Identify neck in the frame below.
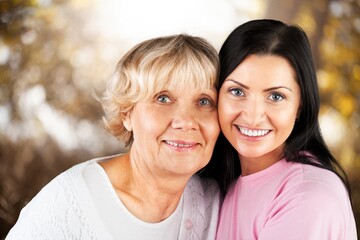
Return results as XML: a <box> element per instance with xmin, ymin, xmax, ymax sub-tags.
<box><xmin>100</xmin><ymin>152</ymin><xmax>188</xmax><ymax>223</ymax></box>
<box><xmin>240</xmin><ymin>147</ymin><xmax>284</xmax><ymax>176</ymax></box>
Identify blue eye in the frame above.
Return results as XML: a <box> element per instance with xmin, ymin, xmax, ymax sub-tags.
<box><xmin>269</xmin><ymin>93</ymin><xmax>284</xmax><ymax>101</ymax></box>
<box><xmin>157</xmin><ymin>95</ymin><xmax>171</xmax><ymax>103</ymax></box>
<box><xmin>199</xmin><ymin>98</ymin><xmax>212</xmax><ymax>106</ymax></box>
<box><xmin>230</xmin><ymin>88</ymin><xmax>244</xmax><ymax>96</ymax></box>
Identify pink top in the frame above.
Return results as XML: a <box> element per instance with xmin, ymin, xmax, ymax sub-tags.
<box><xmin>216</xmin><ymin>159</ymin><xmax>357</xmax><ymax>240</ymax></box>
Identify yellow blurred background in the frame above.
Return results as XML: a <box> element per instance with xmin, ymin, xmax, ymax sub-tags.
<box><xmin>0</xmin><ymin>0</ymin><xmax>359</xmax><ymax>237</ymax></box>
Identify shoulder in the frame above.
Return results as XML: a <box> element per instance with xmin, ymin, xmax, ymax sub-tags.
<box><xmin>284</xmin><ymin>163</ymin><xmax>349</xmax><ymax>201</ymax></box>
<box><xmin>275</xmin><ymin>162</ymin><xmax>354</xmax><ymax>222</ymax></box>
<box><xmin>30</xmin><ymin>157</ymin><xmax>107</xmax><ymax>207</ymax></box>
<box><xmin>24</xmin><ymin>161</ymin><xmax>87</xmax><ymax>207</ymax></box>
<box><xmin>6</xmin><ymin>159</ymin><xmax>99</xmax><ymax>240</ymax></box>
<box><xmin>261</xmin><ymin>163</ymin><xmax>357</xmax><ymax>239</ymax></box>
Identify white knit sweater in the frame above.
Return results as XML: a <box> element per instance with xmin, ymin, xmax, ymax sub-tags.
<box><xmin>6</xmin><ymin>156</ymin><xmax>220</xmax><ymax>240</ymax></box>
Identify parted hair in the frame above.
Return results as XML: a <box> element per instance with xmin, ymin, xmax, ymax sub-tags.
<box><xmin>100</xmin><ymin>34</ymin><xmax>219</xmax><ymax>146</ymax></box>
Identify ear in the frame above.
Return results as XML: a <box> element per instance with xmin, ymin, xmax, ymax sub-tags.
<box><xmin>122</xmin><ymin>111</ymin><xmax>132</xmax><ymax>132</ymax></box>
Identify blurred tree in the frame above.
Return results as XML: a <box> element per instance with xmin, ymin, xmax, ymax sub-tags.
<box><xmin>0</xmin><ymin>0</ymin><xmax>123</xmax><ymax>236</ymax></box>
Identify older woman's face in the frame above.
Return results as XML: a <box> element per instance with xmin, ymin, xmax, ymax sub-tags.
<box><xmin>124</xmin><ymin>84</ymin><xmax>220</xmax><ymax>177</ymax></box>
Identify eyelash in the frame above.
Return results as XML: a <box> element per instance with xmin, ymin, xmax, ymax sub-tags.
<box><xmin>156</xmin><ymin>94</ymin><xmax>215</xmax><ymax>107</ymax></box>
<box><xmin>268</xmin><ymin>92</ymin><xmax>285</xmax><ymax>101</ymax></box>
<box><xmin>156</xmin><ymin>94</ymin><xmax>171</xmax><ymax>103</ymax></box>
<box><xmin>198</xmin><ymin>98</ymin><xmax>214</xmax><ymax>107</ymax></box>
<box><xmin>229</xmin><ymin>88</ymin><xmax>244</xmax><ymax>96</ymax></box>
<box><xmin>228</xmin><ymin>88</ymin><xmax>286</xmax><ymax>102</ymax></box>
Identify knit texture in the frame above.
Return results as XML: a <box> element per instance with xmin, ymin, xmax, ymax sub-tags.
<box><xmin>6</xmin><ymin>158</ymin><xmax>220</xmax><ymax>240</ymax></box>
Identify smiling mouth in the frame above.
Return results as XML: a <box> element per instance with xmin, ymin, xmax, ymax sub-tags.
<box><xmin>164</xmin><ymin>140</ymin><xmax>197</xmax><ymax>148</ymax></box>
<box><xmin>237</xmin><ymin>126</ymin><xmax>270</xmax><ymax>137</ymax></box>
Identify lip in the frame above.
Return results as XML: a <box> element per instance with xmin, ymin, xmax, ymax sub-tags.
<box><xmin>163</xmin><ymin>140</ymin><xmax>199</xmax><ymax>152</ymax></box>
<box><xmin>235</xmin><ymin>125</ymin><xmax>271</xmax><ymax>141</ymax></box>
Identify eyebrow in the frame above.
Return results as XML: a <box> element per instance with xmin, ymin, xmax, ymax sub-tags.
<box><xmin>224</xmin><ymin>79</ymin><xmax>293</xmax><ymax>92</ymax></box>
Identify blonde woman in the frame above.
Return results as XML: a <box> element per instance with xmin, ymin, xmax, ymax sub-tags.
<box><xmin>7</xmin><ymin>34</ymin><xmax>221</xmax><ymax>240</ymax></box>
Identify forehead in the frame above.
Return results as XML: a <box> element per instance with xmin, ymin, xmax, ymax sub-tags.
<box><xmin>228</xmin><ymin>54</ymin><xmax>297</xmax><ymax>87</ymax></box>
<box><xmin>156</xmin><ymin>79</ymin><xmax>217</xmax><ymax>98</ymax></box>
<box><xmin>149</xmin><ymin>70</ymin><xmax>215</xmax><ymax>94</ymax></box>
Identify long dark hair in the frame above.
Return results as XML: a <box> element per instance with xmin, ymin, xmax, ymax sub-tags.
<box><xmin>199</xmin><ymin>19</ymin><xmax>351</xmax><ymax>199</ymax></box>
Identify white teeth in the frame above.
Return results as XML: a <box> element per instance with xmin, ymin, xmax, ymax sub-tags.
<box><xmin>165</xmin><ymin>141</ymin><xmax>193</xmax><ymax>147</ymax></box>
<box><xmin>238</xmin><ymin>127</ymin><xmax>269</xmax><ymax>137</ymax></box>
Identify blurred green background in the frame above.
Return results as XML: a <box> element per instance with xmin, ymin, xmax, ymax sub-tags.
<box><xmin>0</xmin><ymin>0</ymin><xmax>359</xmax><ymax>238</ymax></box>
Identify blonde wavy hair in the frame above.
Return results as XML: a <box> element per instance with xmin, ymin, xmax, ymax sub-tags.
<box><xmin>100</xmin><ymin>34</ymin><xmax>219</xmax><ymax>146</ymax></box>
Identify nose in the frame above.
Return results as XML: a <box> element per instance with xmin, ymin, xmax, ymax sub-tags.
<box><xmin>241</xmin><ymin>98</ymin><xmax>266</xmax><ymax>126</ymax></box>
<box><xmin>171</xmin><ymin>108</ymin><xmax>199</xmax><ymax>131</ymax></box>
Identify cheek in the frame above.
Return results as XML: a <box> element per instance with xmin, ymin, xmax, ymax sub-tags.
<box><xmin>272</xmin><ymin>110</ymin><xmax>298</xmax><ymax>134</ymax></box>
<box><xmin>218</xmin><ymin>98</ymin><xmax>238</xmax><ymax>128</ymax></box>
<box><xmin>202</xmin><ymin>112</ymin><xmax>220</xmax><ymax>142</ymax></box>
<box><xmin>132</xmin><ymin>111</ymin><xmax>162</xmax><ymax>139</ymax></box>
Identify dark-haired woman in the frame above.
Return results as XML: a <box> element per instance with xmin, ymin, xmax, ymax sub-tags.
<box><xmin>211</xmin><ymin>19</ymin><xmax>357</xmax><ymax>239</ymax></box>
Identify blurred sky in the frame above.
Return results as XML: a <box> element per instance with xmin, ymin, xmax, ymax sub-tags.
<box><xmin>88</xmin><ymin>0</ymin><xmax>264</xmax><ymax>50</ymax></box>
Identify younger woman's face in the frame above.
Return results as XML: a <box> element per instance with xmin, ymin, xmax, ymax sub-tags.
<box><xmin>218</xmin><ymin>54</ymin><xmax>301</xmax><ymax>175</ymax></box>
